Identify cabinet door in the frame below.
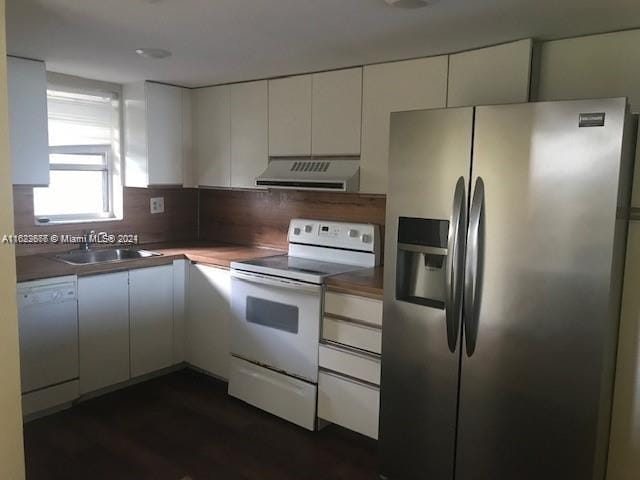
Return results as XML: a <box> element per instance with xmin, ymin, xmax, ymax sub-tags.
<box><xmin>268</xmin><ymin>75</ymin><xmax>312</xmax><ymax>156</ymax></box>
<box><xmin>147</xmin><ymin>82</ymin><xmax>183</xmax><ymax>185</ymax></box>
<box><xmin>129</xmin><ymin>265</ymin><xmax>174</xmax><ymax>377</ymax></box>
<box><xmin>361</xmin><ymin>57</ymin><xmax>448</xmax><ymax>193</ymax></box>
<box><xmin>186</xmin><ymin>264</ymin><xmax>231</xmax><ymax>379</ymax></box>
<box><xmin>193</xmin><ymin>85</ymin><xmax>231</xmax><ymax>187</ymax></box>
<box><xmin>182</xmin><ymin>88</ymin><xmax>196</xmax><ymax>188</ymax></box>
<box><xmin>78</xmin><ymin>272</ymin><xmax>130</xmax><ymax>394</ymax></box>
<box><xmin>230</xmin><ymin>80</ymin><xmax>268</xmax><ymax>188</ymax></box>
<box><xmin>312</xmin><ymin>68</ymin><xmax>362</xmax><ymax>155</ymax></box>
<box><xmin>447</xmin><ymin>39</ymin><xmax>532</xmax><ymax>108</ymax></box>
<box><xmin>172</xmin><ymin>259</ymin><xmax>188</xmax><ymax>364</ymax></box>
<box><xmin>7</xmin><ymin>57</ymin><xmax>49</xmax><ymax>186</ymax></box>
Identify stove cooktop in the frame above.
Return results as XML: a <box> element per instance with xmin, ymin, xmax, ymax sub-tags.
<box><xmin>230</xmin><ymin>255</ymin><xmax>364</xmax><ymax>284</ymax></box>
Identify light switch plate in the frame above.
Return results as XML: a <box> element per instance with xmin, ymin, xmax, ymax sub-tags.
<box><xmin>150</xmin><ymin>197</ymin><xmax>165</xmax><ymax>214</ymax></box>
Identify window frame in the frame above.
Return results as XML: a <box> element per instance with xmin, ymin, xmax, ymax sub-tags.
<box><xmin>35</xmin><ymin>144</ymin><xmax>114</xmax><ymax>223</ymax></box>
<box><xmin>33</xmin><ymin>74</ymin><xmax>124</xmax><ymax>225</ymax></box>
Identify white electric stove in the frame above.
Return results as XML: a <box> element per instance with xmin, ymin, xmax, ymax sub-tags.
<box><xmin>228</xmin><ymin>219</ymin><xmax>380</xmax><ymax>430</ymax></box>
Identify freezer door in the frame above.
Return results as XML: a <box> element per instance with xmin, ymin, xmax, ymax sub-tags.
<box><xmin>380</xmin><ymin>107</ymin><xmax>473</xmax><ymax>480</ymax></box>
<box><xmin>457</xmin><ymin>99</ymin><xmax>633</xmax><ymax>480</ymax></box>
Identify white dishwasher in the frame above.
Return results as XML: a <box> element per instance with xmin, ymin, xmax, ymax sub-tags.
<box><xmin>18</xmin><ymin>276</ymin><xmax>79</xmax><ymax>394</ymax></box>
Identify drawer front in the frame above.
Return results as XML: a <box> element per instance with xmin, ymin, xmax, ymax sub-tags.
<box><xmin>319</xmin><ymin>344</ymin><xmax>381</xmax><ymax>385</ymax></box>
<box><xmin>323</xmin><ymin>316</ymin><xmax>382</xmax><ymax>354</ymax></box>
<box><xmin>325</xmin><ymin>291</ymin><xmax>383</xmax><ymax>327</ymax></box>
<box><xmin>318</xmin><ymin>371</ymin><xmax>379</xmax><ymax>439</ymax></box>
<box><xmin>228</xmin><ymin>356</ymin><xmax>317</xmax><ymax>431</ymax></box>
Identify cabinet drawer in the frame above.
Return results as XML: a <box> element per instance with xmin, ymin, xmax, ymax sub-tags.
<box><xmin>325</xmin><ymin>291</ymin><xmax>382</xmax><ymax>327</ymax></box>
<box><xmin>318</xmin><ymin>371</ymin><xmax>379</xmax><ymax>439</ymax></box>
<box><xmin>228</xmin><ymin>356</ymin><xmax>317</xmax><ymax>431</ymax></box>
<box><xmin>319</xmin><ymin>344</ymin><xmax>380</xmax><ymax>385</ymax></box>
<box><xmin>323</xmin><ymin>316</ymin><xmax>382</xmax><ymax>354</ymax></box>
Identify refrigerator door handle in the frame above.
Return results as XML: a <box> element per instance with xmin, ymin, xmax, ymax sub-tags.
<box><xmin>445</xmin><ymin>176</ymin><xmax>467</xmax><ymax>353</ymax></box>
<box><xmin>464</xmin><ymin>177</ymin><xmax>485</xmax><ymax>356</ymax></box>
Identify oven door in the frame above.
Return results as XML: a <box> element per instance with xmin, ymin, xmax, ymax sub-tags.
<box><xmin>230</xmin><ymin>270</ymin><xmax>322</xmax><ymax>382</ymax></box>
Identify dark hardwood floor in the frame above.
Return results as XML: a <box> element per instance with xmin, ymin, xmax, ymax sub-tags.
<box><xmin>23</xmin><ymin>369</ymin><xmax>379</xmax><ymax>480</ymax></box>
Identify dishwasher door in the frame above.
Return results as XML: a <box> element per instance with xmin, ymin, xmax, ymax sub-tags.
<box><xmin>18</xmin><ymin>277</ymin><xmax>79</xmax><ymax>394</ymax></box>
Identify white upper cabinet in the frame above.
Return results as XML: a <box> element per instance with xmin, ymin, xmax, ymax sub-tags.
<box><xmin>268</xmin><ymin>75</ymin><xmax>312</xmax><ymax>156</ymax></box>
<box><xmin>447</xmin><ymin>39</ymin><xmax>533</xmax><ymax>108</ymax></box>
<box><xmin>312</xmin><ymin>67</ymin><xmax>363</xmax><ymax>156</ymax></box>
<box><xmin>230</xmin><ymin>80</ymin><xmax>268</xmax><ymax>188</ymax></box>
<box><xmin>361</xmin><ymin>57</ymin><xmax>449</xmax><ymax>194</ymax></box>
<box><xmin>193</xmin><ymin>85</ymin><xmax>231</xmax><ymax>188</ymax></box>
<box><xmin>181</xmin><ymin>88</ymin><xmax>196</xmax><ymax>188</ymax></box>
<box><xmin>7</xmin><ymin>57</ymin><xmax>50</xmax><ymax>186</ymax></box>
<box><xmin>147</xmin><ymin>82</ymin><xmax>183</xmax><ymax>185</ymax></box>
<box><xmin>124</xmin><ymin>81</ymin><xmax>192</xmax><ymax>187</ymax></box>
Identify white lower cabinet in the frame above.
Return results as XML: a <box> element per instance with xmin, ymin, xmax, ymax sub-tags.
<box><xmin>186</xmin><ymin>263</ymin><xmax>231</xmax><ymax>379</ymax></box>
<box><xmin>172</xmin><ymin>259</ymin><xmax>189</xmax><ymax>364</ymax></box>
<box><xmin>319</xmin><ymin>290</ymin><xmax>383</xmax><ymax>439</ymax></box>
<box><xmin>318</xmin><ymin>371</ymin><xmax>380</xmax><ymax>439</ymax></box>
<box><xmin>129</xmin><ymin>265</ymin><xmax>174</xmax><ymax>377</ymax></box>
<box><xmin>78</xmin><ymin>272</ymin><xmax>131</xmax><ymax>395</ymax></box>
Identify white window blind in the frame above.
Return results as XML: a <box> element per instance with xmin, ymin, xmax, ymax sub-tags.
<box><xmin>46</xmin><ymin>89</ymin><xmax>117</xmax><ymax>146</ymax></box>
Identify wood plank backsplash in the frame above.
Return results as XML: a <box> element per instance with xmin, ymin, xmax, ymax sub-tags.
<box><xmin>199</xmin><ymin>188</ymin><xmax>387</xmax><ymax>251</ymax></box>
<box><xmin>12</xmin><ymin>186</ymin><xmax>198</xmax><ymax>256</ymax></box>
<box><xmin>12</xmin><ymin>186</ymin><xmax>386</xmax><ymax>257</ymax></box>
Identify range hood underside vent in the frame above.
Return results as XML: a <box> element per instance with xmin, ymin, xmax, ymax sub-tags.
<box><xmin>257</xmin><ymin>158</ymin><xmax>360</xmax><ymax>192</ymax></box>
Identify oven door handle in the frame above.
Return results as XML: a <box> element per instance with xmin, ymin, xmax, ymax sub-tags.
<box><xmin>231</xmin><ymin>270</ymin><xmax>322</xmax><ymax>295</ymax></box>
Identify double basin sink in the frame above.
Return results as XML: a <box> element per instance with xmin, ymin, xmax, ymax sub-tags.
<box><xmin>54</xmin><ymin>248</ymin><xmax>162</xmax><ymax>266</ymax></box>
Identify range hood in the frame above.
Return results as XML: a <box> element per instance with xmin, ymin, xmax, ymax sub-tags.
<box><xmin>256</xmin><ymin>158</ymin><xmax>360</xmax><ymax>192</ymax></box>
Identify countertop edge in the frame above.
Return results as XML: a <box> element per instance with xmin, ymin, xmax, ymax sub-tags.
<box><xmin>15</xmin><ymin>243</ymin><xmax>285</xmax><ymax>283</ymax></box>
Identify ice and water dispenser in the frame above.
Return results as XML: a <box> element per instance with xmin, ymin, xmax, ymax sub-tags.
<box><xmin>395</xmin><ymin>217</ymin><xmax>449</xmax><ymax>309</ymax></box>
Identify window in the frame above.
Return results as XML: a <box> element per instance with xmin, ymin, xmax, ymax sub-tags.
<box><xmin>34</xmin><ymin>83</ymin><xmax>122</xmax><ymax>223</ymax></box>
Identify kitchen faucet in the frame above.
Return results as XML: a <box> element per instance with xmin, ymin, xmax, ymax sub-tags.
<box><xmin>78</xmin><ymin>230</ymin><xmax>94</xmax><ymax>251</ymax></box>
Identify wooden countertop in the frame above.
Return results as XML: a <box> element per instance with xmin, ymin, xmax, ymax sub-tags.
<box><xmin>325</xmin><ymin>266</ymin><xmax>384</xmax><ymax>300</ymax></box>
<box><xmin>15</xmin><ymin>242</ymin><xmax>285</xmax><ymax>283</ymax></box>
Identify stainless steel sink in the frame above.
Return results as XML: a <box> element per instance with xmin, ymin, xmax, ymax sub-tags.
<box><xmin>54</xmin><ymin>248</ymin><xmax>162</xmax><ymax>265</ymax></box>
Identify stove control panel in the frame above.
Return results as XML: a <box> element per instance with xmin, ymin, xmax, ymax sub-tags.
<box><xmin>288</xmin><ymin>219</ymin><xmax>379</xmax><ymax>253</ymax></box>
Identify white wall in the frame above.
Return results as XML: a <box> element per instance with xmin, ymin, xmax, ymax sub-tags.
<box><xmin>535</xmin><ymin>28</ymin><xmax>640</xmax><ymax>480</ymax></box>
<box><xmin>0</xmin><ymin>0</ymin><xmax>27</xmax><ymax>478</ymax></box>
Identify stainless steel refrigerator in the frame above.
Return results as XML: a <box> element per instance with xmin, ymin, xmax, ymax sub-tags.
<box><xmin>379</xmin><ymin>98</ymin><xmax>637</xmax><ymax>480</ymax></box>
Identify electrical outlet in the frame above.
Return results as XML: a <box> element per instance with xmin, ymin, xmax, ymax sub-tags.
<box><xmin>150</xmin><ymin>197</ymin><xmax>165</xmax><ymax>214</ymax></box>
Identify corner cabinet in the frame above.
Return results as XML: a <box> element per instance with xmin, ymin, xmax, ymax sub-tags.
<box><xmin>129</xmin><ymin>265</ymin><xmax>174</xmax><ymax>377</ymax></box>
<box><xmin>124</xmin><ymin>81</ymin><xmax>193</xmax><ymax>187</ymax></box>
<box><xmin>78</xmin><ymin>271</ymin><xmax>131</xmax><ymax>395</ymax></box>
<box><xmin>230</xmin><ymin>80</ymin><xmax>269</xmax><ymax>188</ymax></box>
<box><xmin>193</xmin><ymin>85</ymin><xmax>231</xmax><ymax>188</ymax></box>
<box><xmin>7</xmin><ymin>56</ymin><xmax>50</xmax><ymax>186</ymax></box>
<box><xmin>186</xmin><ymin>263</ymin><xmax>231</xmax><ymax>379</ymax></box>
<box><xmin>447</xmin><ymin>39</ymin><xmax>533</xmax><ymax>108</ymax></box>
<box><xmin>311</xmin><ymin>67</ymin><xmax>363</xmax><ymax>156</ymax></box>
<box><xmin>360</xmin><ymin>56</ymin><xmax>449</xmax><ymax>194</ymax></box>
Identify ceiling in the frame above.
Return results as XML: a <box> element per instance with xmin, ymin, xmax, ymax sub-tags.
<box><xmin>7</xmin><ymin>0</ymin><xmax>640</xmax><ymax>88</ymax></box>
